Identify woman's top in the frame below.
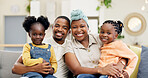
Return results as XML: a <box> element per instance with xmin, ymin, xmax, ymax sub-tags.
<box><xmin>65</xmin><ymin>34</ymin><xmax>102</xmax><ymax>68</ymax></box>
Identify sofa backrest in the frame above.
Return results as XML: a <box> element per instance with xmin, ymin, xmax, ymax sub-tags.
<box><xmin>0</xmin><ymin>50</ymin><xmax>22</xmax><ymax>78</ymax></box>
<box><xmin>129</xmin><ymin>46</ymin><xmax>142</xmax><ymax>78</ymax></box>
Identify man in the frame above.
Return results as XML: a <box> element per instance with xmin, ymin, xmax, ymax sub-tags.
<box><xmin>12</xmin><ymin>16</ymin><xmax>71</xmax><ymax>78</ymax></box>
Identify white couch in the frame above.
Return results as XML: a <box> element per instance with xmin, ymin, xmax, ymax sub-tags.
<box><xmin>0</xmin><ymin>50</ymin><xmax>21</xmax><ymax>78</ymax></box>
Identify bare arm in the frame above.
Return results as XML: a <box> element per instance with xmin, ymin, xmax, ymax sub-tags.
<box><xmin>65</xmin><ymin>52</ymin><xmax>121</xmax><ymax>76</ymax></box>
<box><xmin>12</xmin><ymin>55</ymin><xmax>51</xmax><ymax>75</ymax></box>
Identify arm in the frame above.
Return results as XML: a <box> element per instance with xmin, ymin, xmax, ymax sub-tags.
<box><xmin>65</xmin><ymin>52</ymin><xmax>121</xmax><ymax>76</ymax></box>
<box><xmin>49</xmin><ymin>46</ymin><xmax>57</xmax><ymax>74</ymax></box>
<box><xmin>23</xmin><ymin>44</ymin><xmax>43</xmax><ymax>66</ymax></box>
<box><xmin>12</xmin><ymin>55</ymin><xmax>51</xmax><ymax>75</ymax></box>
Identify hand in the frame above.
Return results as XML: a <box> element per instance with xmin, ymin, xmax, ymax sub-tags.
<box><xmin>43</xmin><ymin>59</ymin><xmax>47</xmax><ymax>63</ymax></box>
<box><xmin>116</xmin><ymin>59</ymin><xmax>126</xmax><ymax>73</ymax></box>
<box><xmin>122</xmin><ymin>71</ymin><xmax>129</xmax><ymax>78</ymax></box>
<box><xmin>33</xmin><ymin>62</ymin><xmax>51</xmax><ymax>74</ymax></box>
<box><xmin>99</xmin><ymin>63</ymin><xmax>121</xmax><ymax>78</ymax></box>
<box><xmin>115</xmin><ymin>60</ymin><xmax>125</xmax><ymax>74</ymax></box>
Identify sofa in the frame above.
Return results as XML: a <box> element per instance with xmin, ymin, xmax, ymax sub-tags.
<box><xmin>0</xmin><ymin>46</ymin><xmax>143</xmax><ymax>78</ymax></box>
<box><xmin>0</xmin><ymin>50</ymin><xmax>21</xmax><ymax>78</ymax></box>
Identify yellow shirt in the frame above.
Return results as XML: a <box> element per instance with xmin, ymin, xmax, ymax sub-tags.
<box><xmin>22</xmin><ymin>43</ymin><xmax>57</xmax><ymax>73</ymax></box>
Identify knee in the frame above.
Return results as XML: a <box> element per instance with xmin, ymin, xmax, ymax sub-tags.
<box><xmin>23</xmin><ymin>72</ymin><xmax>43</xmax><ymax>78</ymax></box>
<box><xmin>77</xmin><ymin>74</ymin><xmax>95</xmax><ymax>78</ymax></box>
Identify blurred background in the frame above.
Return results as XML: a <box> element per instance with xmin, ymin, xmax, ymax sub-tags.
<box><xmin>0</xmin><ymin>0</ymin><xmax>148</xmax><ymax>51</ymax></box>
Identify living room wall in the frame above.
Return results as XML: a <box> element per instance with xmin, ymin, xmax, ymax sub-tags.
<box><xmin>103</xmin><ymin>0</ymin><xmax>148</xmax><ymax>46</ymax></box>
<box><xmin>0</xmin><ymin>0</ymin><xmax>148</xmax><ymax>47</ymax></box>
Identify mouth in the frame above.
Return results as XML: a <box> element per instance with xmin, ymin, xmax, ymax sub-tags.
<box><xmin>76</xmin><ymin>34</ymin><xmax>83</xmax><ymax>37</ymax></box>
<box><xmin>101</xmin><ymin>38</ymin><xmax>108</xmax><ymax>42</ymax></box>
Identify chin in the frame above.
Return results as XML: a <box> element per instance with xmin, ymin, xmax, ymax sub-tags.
<box><xmin>55</xmin><ymin>37</ymin><xmax>63</xmax><ymax>41</ymax></box>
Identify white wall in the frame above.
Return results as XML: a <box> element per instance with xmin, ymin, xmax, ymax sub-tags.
<box><xmin>61</xmin><ymin>0</ymin><xmax>148</xmax><ymax>46</ymax></box>
<box><xmin>103</xmin><ymin>0</ymin><xmax>148</xmax><ymax>46</ymax></box>
<box><xmin>0</xmin><ymin>0</ymin><xmax>28</xmax><ymax>45</ymax></box>
<box><xmin>1</xmin><ymin>0</ymin><xmax>148</xmax><ymax>46</ymax></box>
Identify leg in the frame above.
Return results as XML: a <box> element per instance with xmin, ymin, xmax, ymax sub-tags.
<box><xmin>44</xmin><ymin>74</ymin><xmax>57</xmax><ymax>78</ymax></box>
<box><xmin>77</xmin><ymin>74</ymin><xmax>99</xmax><ymax>78</ymax></box>
<box><xmin>22</xmin><ymin>72</ymin><xmax>43</xmax><ymax>78</ymax></box>
<box><xmin>99</xmin><ymin>75</ymin><xmax>108</xmax><ymax>78</ymax></box>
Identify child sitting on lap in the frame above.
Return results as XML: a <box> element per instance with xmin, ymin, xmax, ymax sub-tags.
<box><xmin>22</xmin><ymin>16</ymin><xmax>57</xmax><ymax>78</ymax></box>
<box><xmin>98</xmin><ymin>20</ymin><xmax>138</xmax><ymax>78</ymax></box>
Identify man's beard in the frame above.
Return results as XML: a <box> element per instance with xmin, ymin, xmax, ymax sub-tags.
<box><xmin>54</xmin><ymin>36</ymin><xmax>63</xmax><ymax>41</ymax></box>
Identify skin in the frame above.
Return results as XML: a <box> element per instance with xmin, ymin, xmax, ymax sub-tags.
<box><xmin>99</xmin><ymin>23</ymin><xmax>118</xmax><ymax>44</ymax></box>
<box><xmin>29</xmin><ymin>23</ymin><xmax>45</xmax><ymax>45</ymax></box>
<box><xmin>12</xmin><ymin>18</ymin><xmax>70</xmax><ymax>75</ymax></box>
<box><xmin>52</xmin><ymin>18</ymin><xmax>70</xmax><ymax>45</ymax></box>
<box><xmin>65</xmin><ymin>19</ymin><xmax>126</xmax><ymax>78</ymax></box>
<box><xmin>71</xmin><ymin>19</ymin><xmax>89</xmax><ymax>48</ymax></box>
<box><xmin>99</xmin><ymin>23</ymin><xmax>129</xmax><ymax>78</ymax></box>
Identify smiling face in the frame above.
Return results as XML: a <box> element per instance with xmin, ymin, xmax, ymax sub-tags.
<box><xmin>99</xmin><ymin>23</ymin><xmax>118</xmax><ymax>44</ymax></box>
<box><xmin>52</xmin><ymin>18</ymin><xmax>70</xmax><ymax>42</ymax></box>
<box><xmin>71</xmin><ymin>19</ymin><xmax>89</xmax><ymax>42</ymax></box>
<box><xmin>29</xmin><ymin>23</ymin><xmax>45</xmax><ymax>45</ymax></box>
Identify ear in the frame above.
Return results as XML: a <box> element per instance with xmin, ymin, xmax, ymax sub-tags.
<box><xmin>68</xmin><ymin>29</ymin><xmax>71</xmax><ymax>34</ymax></box>
<box><xmin>115</xmin><ymin>33</ymin><xmax>118</xmax><ymax>39</ymax></box>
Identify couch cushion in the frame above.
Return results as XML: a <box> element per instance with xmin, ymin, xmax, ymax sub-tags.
<box><xmin>137</xmin><ymin>46</ymin><xmax>148</xmax><ymax>78</ymax></box>
<box><xmin>0</xmin><ymin>50</ymin><xmax>22</xmax><ymax>78</ymax></box>
<box><xmin>129</xmin><ymin>46</ymin><xmax>141</xmax><ymax>78</ymax></box>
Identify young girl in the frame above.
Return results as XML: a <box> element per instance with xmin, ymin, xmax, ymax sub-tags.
<box><xmin>98</xmin><ymin>20</ymin><xmax>138</xmax><ymax>78</ymax></box>
<box><xmin>22</xmin><ymin>16</ymin><xmax>57</xmax><ymax>78</ymax></box>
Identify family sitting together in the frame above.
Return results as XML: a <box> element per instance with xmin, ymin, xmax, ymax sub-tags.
<box><xmin>12</xmin><ymin>9</ymin><xmax>138</xmax><ymax>78</ymax></box>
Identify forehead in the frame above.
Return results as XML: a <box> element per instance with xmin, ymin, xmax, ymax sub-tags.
<box><xmin>71</xmin><ymin>19</ymin><xmax>86</xmax><ymax>25</ymax></box>
<box><xmin>31</xmin><ymin>23</ymin><xmax>44</xmax><ymax>31</ymax></box>
<box><xmin>101</xmin><ymin>23</ymin><xmax>115</xmax><ymax>30</ymax></box>
<box><xmin>55</xmin><ymin>18</ymin><xmax>69</xmax><ymax>25</ymax></box>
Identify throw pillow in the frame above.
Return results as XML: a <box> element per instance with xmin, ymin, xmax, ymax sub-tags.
<box><xmin>137</xmin><ymin>46</ymin><xmax>148</xmax><ymax>78</ymax></box>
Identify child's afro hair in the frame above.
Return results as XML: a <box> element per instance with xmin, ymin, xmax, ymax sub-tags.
<box><xmin>23</xmin><ymin>15</ymin><xmax>50</xmax><ymax>32</ymax></box>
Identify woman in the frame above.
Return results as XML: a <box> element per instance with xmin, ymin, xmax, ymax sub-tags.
<box><xmin>65</xmin><ymin>9</ymin><xmax>127</xmax><ymax>78</ymax></box>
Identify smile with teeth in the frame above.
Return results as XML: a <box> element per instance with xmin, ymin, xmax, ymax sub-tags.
<box><xmin>76</xmin><ymin>34</ymin><xmax>83</xmax><ymax>37</ymax></box>
<box><xmin>101</xmin><ymin>38</ymin><xmax>108</xmax><ymax>42</ymax></box>
<box><xmin>56</xmin><ymin>33</ymin><xmax>63</xmax><ymax>36</ymax></box>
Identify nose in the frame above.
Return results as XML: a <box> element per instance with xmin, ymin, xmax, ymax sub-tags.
<box><xmin>36</xmin><ymin>35</ymin><xmax>40</xmax><ymax>38</ymax></box>
<box><xmin>77</xmin><ymin>27</ymin><xmax>81</xmax><ymax>32</ymax></box>
<box><xmin>102</xmin><ymin>33</ymin><xmax>107</xmax><ymax>37</ymax></box>
<box><xmin>58</xmin><ymin>27</ymin><xmax>62</xmax><ymax>31</ymax></box>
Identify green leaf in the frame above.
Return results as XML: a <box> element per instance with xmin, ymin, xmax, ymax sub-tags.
<box><xmin>96</xmin><ymin>6</ymin><xmax>101</xmax><ymax>11</ymax></box>
<box><xmin>108</xmin><ymin>0</ymin><xmax>111</xmax><ymax>3</ymax></box>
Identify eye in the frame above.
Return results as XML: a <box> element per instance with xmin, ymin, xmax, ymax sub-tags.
<box><xmin>39</xmin><ymin>34</ymin><xmax>43</xmax><ymax>36</ymax></box>
<box><xmin>81</xmin><ymin>26</ymin><xmax>85</xmax><ymax>27</ymax></box>
<box><xmin>63</xmin><ymin>27</ymin><xmax>68</xmax><ymax>30</ymax></box>
<box><xmin>33</xmin><ymin>33</ymin><xmax>37</xmax><ymax>36</ymax></box>
<box><xmin>100</xmin><ymin>31</ymin><xmax>104</xmax><ymax>34</ymax></box>
<box><xmin>55</xmin><ymin>25</ymin><xmax>59</xmax><ymax>27</ymax></box>
<box><xmin>72</xmin><ymin>26</ymin><xmax>77</xmax><ymax>29</ymax></box>
<box><xmin>107</xmin><ymin>32</ymin><xmax>111</xmax><ymax>35</ymax></box>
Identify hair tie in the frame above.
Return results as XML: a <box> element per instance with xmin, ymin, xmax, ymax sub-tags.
<box><xmin>120</xmin><ymin>24</ymin><xmax>122</xmax><ymax>27</ymax></box>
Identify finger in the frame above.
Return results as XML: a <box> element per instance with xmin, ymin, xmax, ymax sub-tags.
<box><xmin>109</xmin><ymin>68</ymin><xmax>120</xmax><ymax>77</ymax></box>
<box><xmin>43</xmin><ymin>69</ymin><xmax>50</xmax><ymax>72</ymax></box>
<box><xmin>44</xmin><ymin>65</ymin><xmax>52</xmax><ymax>69</ymax></box>
<box><xmin>43</xmin><ymin>62</ymin><xmax>50</xmax><ymax>65</ymax></box>
<box><xmin>42</xmin><ymin>71</ymin><xmax>49</xmax><ymax>74</ymax></box>
<box><xmin>114</xmin><ymin>66</ymin><xmax>121</xmax><ymax>73</ymax></box>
